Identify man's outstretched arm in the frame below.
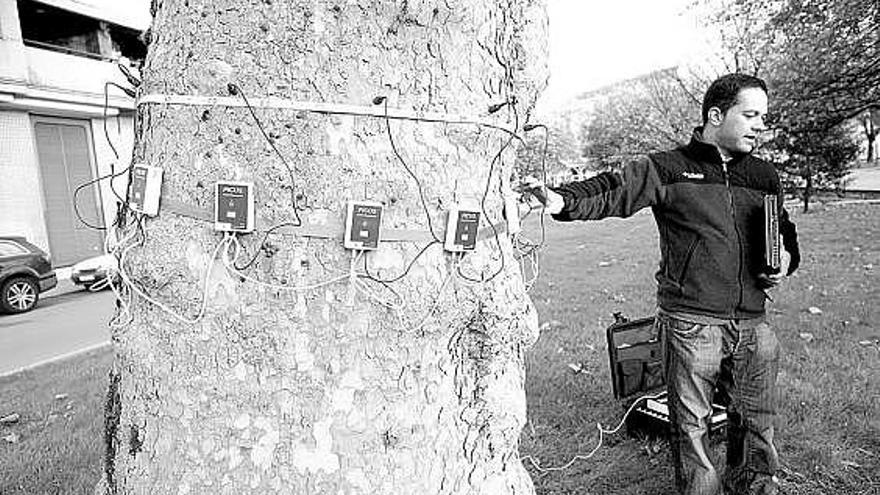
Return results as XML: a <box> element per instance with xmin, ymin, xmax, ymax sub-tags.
<box><xmin>520</xmin><ymin>157</ymin><xmax>663</xmax><ymax>221</ymax></box>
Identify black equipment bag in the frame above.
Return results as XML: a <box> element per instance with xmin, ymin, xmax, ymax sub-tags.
<box><xmin>606</xmin><ymin>313</ymin><xmax>727</xmax><ymax>433</ymax></box>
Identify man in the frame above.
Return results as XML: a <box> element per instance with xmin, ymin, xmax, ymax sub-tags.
<box><xmin>523</xmin><ymin>74</ymin><xmax>800</xmax><ymax>495</ymax></box>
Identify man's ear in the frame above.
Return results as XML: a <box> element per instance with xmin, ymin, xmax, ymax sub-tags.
<box><xmin>707</xmin><ymin>107</ymin><xmax>724</xmax><ymax>127</ymax></box>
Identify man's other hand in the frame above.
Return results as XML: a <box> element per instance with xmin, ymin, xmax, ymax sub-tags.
<box><xmin>757</xmin><ymin>245</ymin><xmax>791</xmax><ymax>289</ymax></box>
<box><xmin>518</xmin><ymin>176</ymin><xmax>564</xmax><ymax>214</ymax></box>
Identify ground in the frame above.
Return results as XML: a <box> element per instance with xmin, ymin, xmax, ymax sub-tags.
<box><xmin>521</xmin><ymin>201</ymin><xmax>879</xmax><ymax>495</ymax></box>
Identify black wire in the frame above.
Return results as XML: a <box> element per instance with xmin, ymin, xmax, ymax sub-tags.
<box><xmin>517</xmin><ymin>123</ymin><xmax>550</xmax><ymax>256</ymax></box>
<box><xmin>537</xmin><ymin>124</ymin><xmax>549</xmax><ymax>248</ymax></box>
<box><xmin>78</xmin><ymin>80</ymin><xmax>140</xmax><ymax>232</ymax></box>
<box><xmin>73</xmin><ymin>165</ymin><xmax>132</xmax><ymax>230</ymax></box>
<box><xmin>382</xmin><ymin>100</ymin><xmax>442</xmax><ymax>243</ymax></box>
<box><xmin>361</xmin><ymin>241</ymin><xmax>441</xmax><ymax>284</ymax></box>
<box><xmin>232</xmin><ymin>83</ymin><xmax>303</xmax><ymax>227</ymax></box>
<box><xmin>458</xmin><ymin>101</ymin><xmax>520</xmax><ymax>283</ymax></box>
<box><xmin>232</xmin><ymin>222</ymin><xmax>300</xmax><ymax>270</ymax></box>
<box><xmin>103</xmin><ymin>82</ymin><xmax>124</xmax><ymax>161</ymax></box>
<box><xmin>103</xmin><ymin>82</ymin><xmax>136</xmax><ymax>205</ymax></box>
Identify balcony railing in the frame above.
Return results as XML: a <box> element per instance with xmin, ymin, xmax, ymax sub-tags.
<box><xmin>23</xmin><ymin>39</ymin><xmax>112</xmax><ymax>62</ymax></box>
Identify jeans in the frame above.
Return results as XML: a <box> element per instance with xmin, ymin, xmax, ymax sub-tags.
<box><xmin>657</xmin><ymin>312</ymin><xmax>781</xmax><ymax>495</ymax></box>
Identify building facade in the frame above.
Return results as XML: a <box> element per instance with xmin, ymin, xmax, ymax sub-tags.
<box><xmin>0</xmin><ymin>0</ymin><xmax>147</xmax><ymax>265</ymax></box>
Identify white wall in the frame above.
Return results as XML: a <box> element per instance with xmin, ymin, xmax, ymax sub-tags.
<box><xmin>91</xmin><ymin>113</ymin><xmax>135</xmax><ymax>231</ymax></box>
<box><xmin>0</xmin><ymin>109</ymin><xmax>49</xmax><ymax>251</ymax></box>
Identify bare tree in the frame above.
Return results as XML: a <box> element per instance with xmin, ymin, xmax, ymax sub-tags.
<box><xmin>860</xmin><ymin>106</ymin><xmax>879</xmax><ymax>163</ymax></box>
<box><xmin>99</xmin><ymin>1</ymin><xmax>548</xmax><ymax>493</ymax></box>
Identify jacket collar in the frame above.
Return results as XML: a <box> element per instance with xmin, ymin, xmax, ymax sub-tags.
<box><xmin>685</xmin><ymin>127</ymin><xmax>747</xmax><ymax>165</ymax></box>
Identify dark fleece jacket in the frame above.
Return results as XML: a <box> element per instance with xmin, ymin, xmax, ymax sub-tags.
<box><xmin>551</xmin><ymin>131</ymin><xmax>800</xmax><ymax>320</ymax></box>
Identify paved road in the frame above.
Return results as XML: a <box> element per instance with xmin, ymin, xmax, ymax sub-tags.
<box><xmin>0</xmin><ymin>281</ymin><xmax>113</xmax><ymax>376</ymax></box>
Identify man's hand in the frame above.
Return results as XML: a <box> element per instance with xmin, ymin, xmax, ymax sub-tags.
<box><xmin>518</xmin><ymin>176</ymin><xmax>564</xmax><ymax>214</ymax></box>
<box><xmin>757</xmin><ymin>244</ymin><xmax>791</xmax><ymax>289</ymax></box>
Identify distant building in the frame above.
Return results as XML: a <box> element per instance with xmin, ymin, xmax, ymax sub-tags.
<box><xmin>0</xmin><ymin>0</ymin><xmax>148</xmax><ymax>265</ymax></box>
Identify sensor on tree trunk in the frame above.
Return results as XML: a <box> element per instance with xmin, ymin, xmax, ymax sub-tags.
<box><xmin>214</xmin><ymin>181</ymin><xmax>255</xmax><ymax>233</ymax></box>
<box><xmin>344</xmin><ymin>200</ymin><xmax>383</xmax><ymax>250</ymax></box>
<box><xmin>129</xmin><ymin>164</ymin><xmax>163</xmax><ymax>217</ymax></box>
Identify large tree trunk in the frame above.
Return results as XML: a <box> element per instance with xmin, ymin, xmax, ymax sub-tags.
<box><xmin>101</xmin><ymin>1</ymin><xmax>547</xmax><ymax>494</ymax></box>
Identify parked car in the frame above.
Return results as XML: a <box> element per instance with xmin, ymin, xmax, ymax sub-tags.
<box><xmin>0</xmin><ymin>236</ymin><xmax>57</xmax><ymax>314</ymax></box>
<box><xmin>70</xmin><ymin>254</ymin><xmax>118</xmax><ymax>290</ymax></box>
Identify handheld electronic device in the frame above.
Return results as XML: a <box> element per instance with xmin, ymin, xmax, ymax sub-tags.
<box><xmin>764</xmin><ymin>195</ymin><xmax>780</xmax><ymax>272</ymax></box>
<box><xmin>214</xmin><ymin>181</ymin><xmax>255</xmax><ymax>233</ymax></box>
<box><xmin>344</xmin><ymin>200</ymin><xmax>383</xmax><ymax>250</ymax></box>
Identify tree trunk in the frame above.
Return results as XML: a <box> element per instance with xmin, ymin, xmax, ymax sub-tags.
<box><xmin>803</xmin><ymin>165</ymin><xmax>812</xmax><ymax>213</ymax></box>
<box><xmin>865</xmin><ymin>109</ymin><xmax>879</xmax><ymax>163</ymax></box>
<box><xmin>101</xmin><ymin>1</ymin><xmax>548</xmax><ymax>494</ymax></box>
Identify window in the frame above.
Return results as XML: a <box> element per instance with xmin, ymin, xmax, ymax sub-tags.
<box><xmin>0</xmin><ymin>241</ymin><xmax>29</xmax><ymax>257</ymax></box>
<box><xmin>17</xmin><ymin>0</ymin><xmax>146</xmax><ymax>63</ymax></box>
<box><xmin>18</xmin><ymin>0</ymin><xmax>103</xmax><ymax>58</ymax></box>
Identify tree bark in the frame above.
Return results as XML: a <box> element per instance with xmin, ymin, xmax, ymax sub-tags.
<box><xmin>101</xmin><ymin>1</ymin><xmax>547</xmax><ymax>494</ymax></box>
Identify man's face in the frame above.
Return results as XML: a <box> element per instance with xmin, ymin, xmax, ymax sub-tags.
<box><xmin>712</xmin><ymin>87</ymin><xmax>768</xmax><ymax>157</ymax></box>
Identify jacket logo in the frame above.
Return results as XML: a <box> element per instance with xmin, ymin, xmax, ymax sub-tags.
<box><xmin>682</xmin><ymin>172</ymin><xmax>705</xmax><ymax>180</ymax></box>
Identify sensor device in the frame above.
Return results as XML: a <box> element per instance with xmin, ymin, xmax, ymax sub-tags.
<box><xmin>129</xmin><ymin>164</ymin><xmax>163</xmax><ymax>217</ymax></box>
<box><xmin>214</xmin><ymin>181</ymin><xmax>255</xmax><ymax>233</ymax></box>
<box><xmin>444</xmin><ymin>207</ymin><xmax>481</xmax><ymax>252</ymax></box>
<box><xmin>344</xmin><ymin>201</ymin><xmax>383</xmax><ymax>250</ymax></box>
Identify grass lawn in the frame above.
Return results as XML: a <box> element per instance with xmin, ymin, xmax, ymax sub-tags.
<box><xmin>521</xmin><ymin>201</ymin><xmax>880</xmax><ymax>494</ymax></box>
<box><xmin>0</xmin><ymin>347</ymin><xmax>112</xmax><ymax>495</ymax></box>
<box><xmin>0</xmin><ymin>202</ymin><xmax>877</xmax><ymax>494</ymax></box>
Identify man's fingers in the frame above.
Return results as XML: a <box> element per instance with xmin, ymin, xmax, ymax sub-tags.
<box><xmin>757</xmin><ymin>272</ymin><xmax>784</xmax><ymax>289</ymax></box>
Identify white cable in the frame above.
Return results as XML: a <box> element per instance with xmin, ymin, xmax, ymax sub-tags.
<box><xmin>117</xmin><ymin>233</ymin><xmax>229</xmax><ymax>324</ymax></box>
<box><xmin>224</xmin><ymin>257</ymin><xmax>350</xmax><ymax>292</ymax></box>
<box><xmin>352</xmin><ymin>278</ymin><xmax>405</xmax><ymax>311</ymax></box>
<box><xmin>105</xmin><ymin>217</ymin><xmax>139</xmax><ymax>329</ymax></box>
<box><xmin>521</xmin><ymin>391</ymin><xmax>666</xmax><ymax>473</ymax></box>
<box><xmin>398</xmin><ymin>271</ymin><xmax>453</xmax><ymax>333</ymax></box>
<box><xmin>513</xmin><ymin>233</ymin><xmax>537</xmax><ymax>291</ymax></box>
<box><xmin>224</xmin><ymin>235</ymin><xmax>350</xmax><ymax>292</ymax></box>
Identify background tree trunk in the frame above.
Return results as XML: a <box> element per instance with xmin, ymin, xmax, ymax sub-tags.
<box><xmin>803</xmin><ymin>164</ymin><xmax>813</xmax><ymax>213</ymax></box>
<box><xmin>101</xmin><ymin>0</ymin><xmax>548</xmax><ymax>494</ymax></box>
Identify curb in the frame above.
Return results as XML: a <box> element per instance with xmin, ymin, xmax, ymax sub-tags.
<box><xmin>0</xmin><ymin>341</ymin><xmax>111</xmax><ymax>379</ymax></box>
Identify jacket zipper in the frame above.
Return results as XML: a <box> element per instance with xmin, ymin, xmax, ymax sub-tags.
<box><xmin>722</xmin><ymin>162</ymin><xmax>745</xmax><ymax>316</ymax></box>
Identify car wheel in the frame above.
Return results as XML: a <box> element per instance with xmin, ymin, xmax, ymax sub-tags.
<box><xmin>1</xmin><ymin>276</ymin><xmax>39</xmax><ymax>314</ymax></box>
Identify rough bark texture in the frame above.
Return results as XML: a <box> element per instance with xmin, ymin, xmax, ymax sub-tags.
<box><xmin>104</xmin><ymin>1</ymin><xmax>547</xmax><ymax>493</ymax></box>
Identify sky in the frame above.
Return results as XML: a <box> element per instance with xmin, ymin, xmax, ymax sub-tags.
<box><xmin>73</xmin><ymin>0</ymin><xmax>707</xmax><ymax>111</ymax></box>
<box><xmin>537</xmin><ymin>0</ymin><xmax>708</xmax><ymax>111</ymax></box>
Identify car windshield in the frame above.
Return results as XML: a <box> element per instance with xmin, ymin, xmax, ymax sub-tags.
<box><xmin>0</xmin><ymin>240</ymin><xmax>29</xmax><ymax>257</ymax></box>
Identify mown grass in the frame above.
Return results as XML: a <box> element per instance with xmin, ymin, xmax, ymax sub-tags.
<box><xmin>520</xmin><ymin>201</ymin><xmax>880</xmax><ymax>494</ymax></box>
<box><xmin>0</xmin><ymin>348</ymin><xmax>112</xmax><ymax>495</ymax></box>
<box><xmin>0</xmin><ymin>203</ymin><xmax>877</xmax><ymax>495</ymax></box>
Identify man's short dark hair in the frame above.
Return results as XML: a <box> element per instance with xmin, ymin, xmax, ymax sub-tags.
<box><xmin>701</xmin><ymin>74</ymin><xmax>768</xmax><ymax>124</ymax></box>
